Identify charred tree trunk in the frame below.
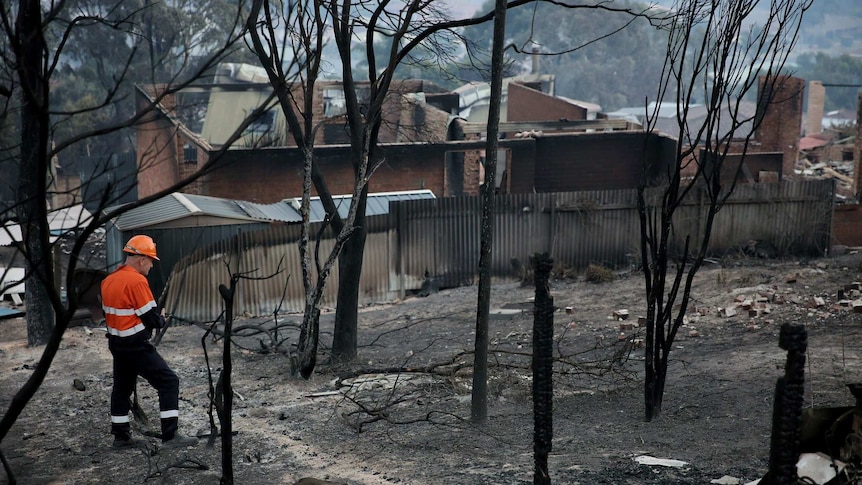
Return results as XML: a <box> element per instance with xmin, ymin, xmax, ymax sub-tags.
<box><xmin>17</xmin><ymin>0</ymin><xmax>54</xmax><ymax>346</ymax></box>
<box><xmin>217</xmin><ymin>281</ymin><xmax>237</xmax><ymax>484</ymax></box>
<box><xmin>297</xmin><ymin>304</ymin><xmax>321</xmax><ymax>379</ymax></box>
<box><xmin>532</xmin><ymin>253</ymin><xmax>554</xmax><ymax>485</ymax></box>
<box><xmin>471</xmin><ymin>0</ymin><xmax>507</xmax><ymax>425</ymax></box>
<box><xmin>331</xmin><ymin>207</ymin><xmax>368</xmax><ymax>363</ymax></box>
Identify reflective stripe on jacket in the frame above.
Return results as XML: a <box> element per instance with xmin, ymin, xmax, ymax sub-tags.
<box><xmin>101</xmin><ymin>265</ymin><xmax>156</xmax><ymax>336</ymax></box>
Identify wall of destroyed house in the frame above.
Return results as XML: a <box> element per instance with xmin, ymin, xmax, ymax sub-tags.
<box><xmin>755</xmin><ymin>75</ymin><xmax>805</xmax><ymax>178</ymax></box>
<box><xmin>511</xmin><ymin>131</ymin><xmax>676</xmax><ymax>194</ymax></box>
<box><xmin>834</xmin><ymin>92</ymin><xmax>862</xmax><ymax>245</ymax></box>
<box><xmin>199</xmin><ymin>151</ymin><xmax>448</xmax><ymax>204</ymax></box>
<box><xmin>136</xmin><ymin>87</ymin><xmax>182</xmax><ymax>199</ymax></box>
<box><xmin>506</xmin><ymin>82</ymin><xmax>587</xmax><ymax>123</ymax></box>
<box><xmin>831</xmin><ymin>204</ymin><xmax>862</xmax><ymax>247</ymax></box>
<box><xmin>856</xmin><ymin>93</ymin><xmax>862</xmax><ymax>201</ymax></box>
<box><xmin>175</xmin><ymin>133</ymin><xmax>208</xmax><ymax>196</ymax></box>
<box><xmin>700</xmin><ymin>151</ymin><xmax>785</xmax><ymax>184</ymax></box>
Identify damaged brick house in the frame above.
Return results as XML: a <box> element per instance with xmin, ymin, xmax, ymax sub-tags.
<box><xmin>135</xmin><ymin>64</ymin><xmax>462</xmax><ymax>202</ymax></box>
<box><xmin>133</xmin><ymin>63</ymin><xmax>677</xmax><ymax>205</ymax></box>
<box><xmin>147</xmin><ymin>59</ymin><xmax>826</xmax><ymax>203</ymax></box>
<box><xmin>791</xmin><ymin>79</ymin><xmax>862</xmax><ymax>247</ymax></box>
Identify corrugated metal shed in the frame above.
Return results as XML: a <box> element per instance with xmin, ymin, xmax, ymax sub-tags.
<box><xmin>105</xmin><ymin>190</ymin><xmax>436</xmax><ymax>304</ymax></box>
<box><xmin>285</xmin><ymin>189</ymin><xmax>436</xmax><ymax>222</ymax></box>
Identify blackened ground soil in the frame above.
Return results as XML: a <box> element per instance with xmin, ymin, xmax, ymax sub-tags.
<box><xmin>2</xmin><ymin>253</ymin><xmax>862</xmax><ymax>484</ymax></box>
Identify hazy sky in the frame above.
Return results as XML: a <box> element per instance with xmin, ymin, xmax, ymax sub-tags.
<box><xmin>447</xmin><ymin>0</ymin><xmax>486</xmax><ymax>19</ymax></box>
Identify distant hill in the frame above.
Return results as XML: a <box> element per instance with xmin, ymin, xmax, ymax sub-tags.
<box><xmin>796</xmin><ymin>0</ymin><xmax>862</xmax><ymax>57</ymax></box>
<box><xmin>646</xmin><ymin>0</ymin><xmax>862</xmax><ymax>58</ymax></box>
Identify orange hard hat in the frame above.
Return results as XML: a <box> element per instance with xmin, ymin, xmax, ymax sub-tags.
<box><xmin>123</xmin><ymin>235</ymin><xmax>160</xmax><ymax>260</ymax></box>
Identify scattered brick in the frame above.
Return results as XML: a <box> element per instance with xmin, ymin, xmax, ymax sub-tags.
<box><xmin>719</xmin><ymin>307</ymin><xmax>738</xmax><ymax>318</ymax></box>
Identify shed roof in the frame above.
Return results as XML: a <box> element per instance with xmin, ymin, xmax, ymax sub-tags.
<box><xmin>108</xmin><ymin>190</ymin><xmax>436</xmax><ymax>231</ymax></box>
<box><xmin>285</xmin><ymin>189</ymin><xmax>436</xmax><ymax>222</ymax></box>
<box><xmin>109</xmin><ymin>193</ymin><xmax>293</xmax><ymax>231</ymax></box>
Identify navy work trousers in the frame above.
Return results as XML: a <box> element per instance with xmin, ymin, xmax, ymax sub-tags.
<box><xmin>108</xmin><ymin>331</ymin><xmax>180</xmax><ymax>440</ymax></box>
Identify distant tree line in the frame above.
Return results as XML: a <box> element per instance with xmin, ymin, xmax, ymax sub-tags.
<box><xmin>795</xmin><ymin>52</ymin><xmax>862</xmax><ymax>113</ymax></box>
<box><xmin>461</xmin><ymin>0</ymin><xmax>669</xmax><ymax>112</ymax></box>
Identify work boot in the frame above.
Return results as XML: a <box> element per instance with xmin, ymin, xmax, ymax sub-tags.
<box><xmin>162</xmin><ymin>433</ymin><xmax>198</xmax><ymax>449</ymax></box>
<box><xmin>112</xmin><ymin>435</ymin><xmax>142</xmax><ymax>449</ymax></box>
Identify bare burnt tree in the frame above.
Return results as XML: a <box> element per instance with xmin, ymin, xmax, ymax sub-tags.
<box><xmin>212</xmin><ymin>254</ymin><xmax>286</xmax><ymax>485</ymax></box>
<box><xmin>247</xmin><ymin>0</ymin><xmax>362</xmax><ymax>377</ymax></box>
<box><xmin>471</xmin><ymin>0</ymin><xmax>509</xmax><ymax>425</ymax></box>
<box><xmin>638</xmin><ymin>0</ymin><xmax>811</xmax><ymax>421</ymax></box>
<box><xmin>245</xmin><ymin>0</ymin><xmax>544</xmax><ymax>374</ymax></box>
<box><xmin>469</xmin><ymin>0</ymin><xmax>669</xmax><ymax>424</ymax></box>
<box><xmin>0</xmin><ymin>0</ymin><xmax>278</xmax><ymax>480</ymax></box>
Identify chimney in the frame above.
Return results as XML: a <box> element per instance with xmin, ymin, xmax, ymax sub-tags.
<box><xmin>531</xmin><ymin>46</ymin><xmax>540</xmax><ymax>74</ymax></box>
<box><xmin>754</xmin><ymin>75</ymin><xmax>805</xmax><ymax>179</ymax></box>
<box><xmin>805</xmin><ymin>80</ymin><xmax>825</xmax><ymax>136</ymax></box>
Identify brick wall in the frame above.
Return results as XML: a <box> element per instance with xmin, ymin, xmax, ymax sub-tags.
<box><xmin>833</xmin><ymin>204</ymin><xmax>862</xmax><ymax>247</ymax></box>
<box><xmin>201</xmin><ymin>153</ymin><xmax>446</xmax><ymax>203</ymax></box>
<box><xmin>755</xmin><ymin>75</ymin><xmax>805</xmax><ymax>179</ymax></box>
<box><xmin>511</xmin><ymin>132</ymin><xmax>674</xmax><ymax>193</ymax></box>
<box><xmin>805</xmin><ymin>80</ymin><xmax>825</xmax><ymax>136</ymax></box>
<box><xmin>135</xmin><ymin>89</ymin><xmax>180</xmax><ymax>198</ymax></box>
<box><xmin>176</xmin><ymin>133</ymin><xmax>208</xmax><ymax>196</ymax></box>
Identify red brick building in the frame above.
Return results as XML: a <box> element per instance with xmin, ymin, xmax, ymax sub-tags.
<box><xmin>135</xmin><ymin>71</ymin><xmax>832</xmax><ymax>217</ymax></box>
<box><xmin>135</xmin><ymin>78</ymin><xmax>459</xmax><ymax>203</ymax></box>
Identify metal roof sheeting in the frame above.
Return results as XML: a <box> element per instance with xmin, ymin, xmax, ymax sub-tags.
<box><xmin>110</xmin><ymin>190</ymin><xmax>436</xmax><ymax>231</ymax></box>
<box><xmin>1</xmin><ymin>204</ymin><xmax>93</xmax><ymax>246</ymax></box>
<box><xmin>285</xmin><ymin>189</ymin><xmax>436</xmax><ymax>222</ymax></box>
<box><xmin>110</xmin><ymin>193</ymin><xmax>292</xmax><ymax>230</ymax></box>
<box><xmin>236</xmin><ymin>200</ymin><xmax>303</xmax><ymax>223</ymax></box>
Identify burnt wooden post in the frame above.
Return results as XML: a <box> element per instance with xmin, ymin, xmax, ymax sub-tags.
<box><xmin>217</xmin><ymin>277</ymin><xmax>238</xmax><ymax>485</ymax></box>
<box><xmin>532</xmin><ymin>253</ymin><xmax>554</xmax><ymax>485</ymax></box>
<box><xmin>766</xmin><ymin>323</ymin><xmax>807</xmax><ymax>485</ymax></box>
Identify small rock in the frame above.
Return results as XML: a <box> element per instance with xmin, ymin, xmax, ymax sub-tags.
<box><xmin>72</xmin><ymin>379</ymin><xmax>86</xmax><ymax>391</ymax></box>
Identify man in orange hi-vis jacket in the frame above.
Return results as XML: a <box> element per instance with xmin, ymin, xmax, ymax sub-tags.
<box><xmin>101</xmin><ymin>235</ymin><xmax>198</xmax><ymax>449</ymax></box>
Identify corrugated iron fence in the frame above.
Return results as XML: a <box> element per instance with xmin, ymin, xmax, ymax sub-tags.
<box><xmin>167</xmin><ymin>179</ymin><xmax>834</xmax><ymax>322</ymax></box>
<box><xmin>393</xmin><ymin>179</ymin><xmax>834</xmax><ymax>289</ymax></box>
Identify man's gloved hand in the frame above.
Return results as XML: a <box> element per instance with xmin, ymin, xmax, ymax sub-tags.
<box><xmin>141</xmin><ymin>308</ymin><xmax>166</xmax><ymax>329</ymax></box>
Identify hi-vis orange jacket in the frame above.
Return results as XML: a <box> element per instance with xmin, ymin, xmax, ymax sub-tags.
<box><xmin>101</xmin><ymin>265</ymin><xmax>158</xmax><ymax>337</ymax></box>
